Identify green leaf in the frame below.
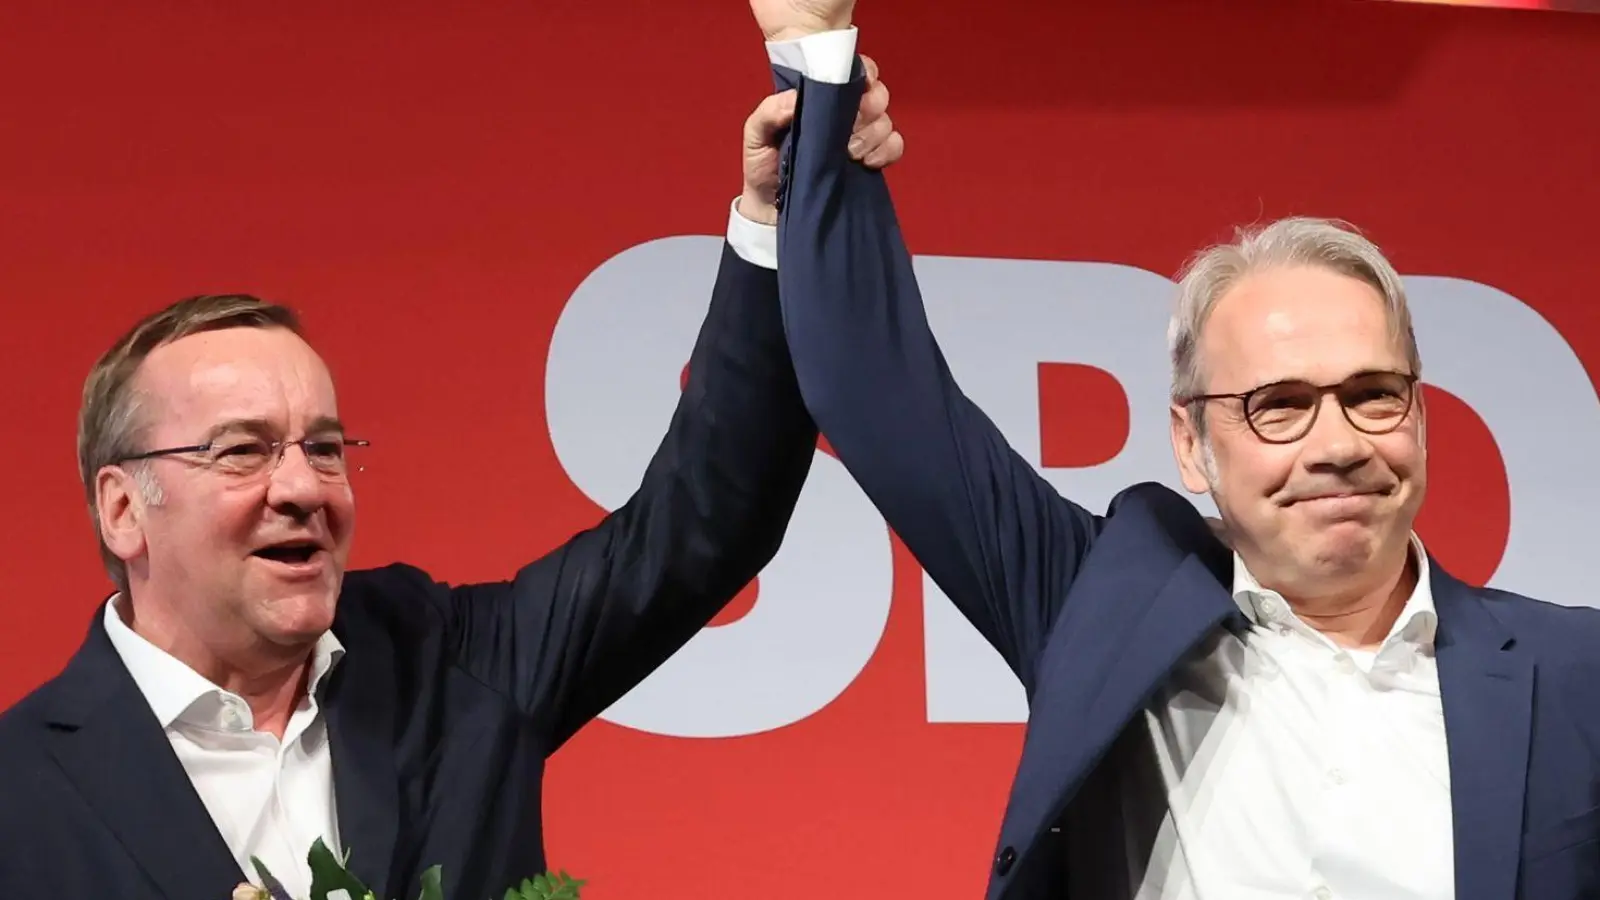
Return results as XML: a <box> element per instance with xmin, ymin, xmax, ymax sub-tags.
<box><xmin>415</xmin><ymin>864</ymin><xmax>443</xmax><ymax>900</ymax></box>
<box><xmin>307</xmin><ymin>837</ymin><xmax>372</xmax><ymax>900</ymax></box>
<box><xmin>505</xmin><ymin>870</ymin><xmax>585</xmax><ymax>900</ymax></box>
<box><xmin>543</xmin><ymin>870</ymin><xmax>585</xmax><ymax>900</ymax></box>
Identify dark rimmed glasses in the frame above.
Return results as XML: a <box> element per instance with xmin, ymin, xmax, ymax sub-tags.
<box><xmin>1180</xmin><ymin>370</ymin><xmax>1418</xmax><ymax>444</ymax></box>
<box><xmin>118</xmin><ymin>435</ymin><xmax>369</xmax><ymax>480</ymax></box>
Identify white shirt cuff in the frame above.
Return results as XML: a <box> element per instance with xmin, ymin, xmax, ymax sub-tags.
<box><xmin>726</xmin><ymin>196</ymin><xmax>777</xmax><ymax>270</ymax></box>
<box><xmin>733</xmin><ymin>27</ymin><xmax>857</xmax><ymax>270</ymax></box>
<box><xmin>765</xmin><ymin>26</ymin><xmax>859</xmax><ymax>84</ymax></box>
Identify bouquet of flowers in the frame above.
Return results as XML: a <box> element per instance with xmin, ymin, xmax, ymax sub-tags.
<box><xmin>231</xmin><ymin>839</ymin><xmax>584</xmax><ymax>900</ymax></box>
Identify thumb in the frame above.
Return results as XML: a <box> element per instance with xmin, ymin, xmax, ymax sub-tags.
<box><xmin>744</xmin><ymin>89</ymin><xmax>798</xmax><ymax>150</ymax></box>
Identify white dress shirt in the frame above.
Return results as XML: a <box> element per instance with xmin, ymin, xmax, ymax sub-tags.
<box><xmin>104</xmin><ymin>596</ymin><xmax>345</xmax><ymax>899</ymax></box>
<box><xmin>1111</xmin><ymin>533</ymin><xmax>1453</xmax><ymax>900</ymax></box>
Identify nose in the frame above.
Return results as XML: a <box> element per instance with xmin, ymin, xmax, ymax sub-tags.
<box><xmin>1301</xmin><ymin>393</ymin><xmax>1372</xmax><ymax>471</ymax></box>
<box><xmin>265</xmin><ymin>443</ymin><xmax>328</xmax><ymax>516</ymax></box>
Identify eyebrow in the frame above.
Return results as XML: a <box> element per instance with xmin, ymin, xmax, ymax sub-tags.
<box><xmin>1242</xmin><ymin>368</ymin><xmax>1409</xmax><ymax>391</ymax></box>
<box><xmin>202</xmin><ymin>416</ymin><xmax>347</xmax><ymax>443</ymax></box>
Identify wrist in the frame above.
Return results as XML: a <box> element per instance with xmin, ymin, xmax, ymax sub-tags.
<box><xmin>765</xmin><ymin>20</ymin><xmax>852</xmax><ymax>42</ymax></box>
<box><xmin>737</xmin><ymin>188</ymin><xmax>779</xmax><ymax>226</ymax></box>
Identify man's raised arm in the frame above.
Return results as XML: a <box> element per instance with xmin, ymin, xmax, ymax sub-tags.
<box><xmin>769</xmin><ymin>21</ymin><xmax>1100</xmax><ymax>682</ymax></box>
<box><xmin>416</xmin><ymin>67</ymin><xmax>907</xmax><ymax>753</ymax></box>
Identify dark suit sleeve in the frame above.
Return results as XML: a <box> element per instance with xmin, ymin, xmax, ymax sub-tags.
<box><xmin>774</xmin><ymin>64</ymin><xmax>1100</xmax><ymax>685</ymax></box>
<box><xmin>440</xmin><ymin>242</ymin><xmax>816</xmax><ymax>751</ymax></box>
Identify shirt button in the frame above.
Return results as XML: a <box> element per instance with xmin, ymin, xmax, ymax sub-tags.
<box><xmin>1312</xmin><ymin>887</ymin><xmax>1333</xmax><ymax>900</ymax></box>
<box><xmin>1334</xmin><ymin>654</ymin><xmax>1356</xmax><ymax>674</ymax></box>
<box><xmin>221</xmin><ymin>704</ymin><xmax>245</xmax><ymax>730</ymax></box>
<box><xmin>1328</xmin><ymin>768</ymin><xmax>1347</xmax><ymax>785</ymax></box>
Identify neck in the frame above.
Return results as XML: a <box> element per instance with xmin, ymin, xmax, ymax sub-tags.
<box><xmin>1272</xmin><ymin>543</ymin><xmax>1418</xmax><ymax>650</ymax></box>
<box><xmin>116</xmin><ymin>594</ymin><xmax>313</xmax><ymax>739</ymax></box>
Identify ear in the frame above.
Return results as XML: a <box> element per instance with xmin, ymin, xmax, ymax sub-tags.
<box><xmin>96</xmin><ymin>465</ymin><xmax>148</xmax><ymax>566</ymax></box>
<box><xmin>1170</xmin><ymin>403</ymin><xmax>1212</xmax><ymax>494</ymax></box>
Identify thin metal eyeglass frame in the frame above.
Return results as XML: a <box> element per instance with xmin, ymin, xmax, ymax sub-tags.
<box><xmin>117</xmin><ymin>438</ymin><xmax>371</xmax><ymax>477</ymax></box>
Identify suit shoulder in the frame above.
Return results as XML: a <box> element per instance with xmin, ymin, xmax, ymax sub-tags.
<box><xmin>0</xmin><ymin>656</ymin><xmax>73</xmax><ymax>736</ymax></box>
<box><xmin>335</xmin><ymin>562</ymin><xmax>454</xmax><ymax>646</ymax></box>
<box><xmin>1478</xmin><ymin>586</ymin><xmax>1600</xmax><ymax>653</ymax></box>
<box><xmin>0</xmin><ymin>682</ymin><xmax>66</xmax><ymax>799</ymax></box>
<box><xmin>1103</xmin><ymin>481</ymin><xmax>1220</xmax><ymax>549</ymax></box>
<box><xmin>0</xmin><ymin>684</ymin><xmax>46</xmax><ymax>741</ymax></box>
<box><xmin>1105</xmin><ymin>481</ymin><xmax>1198</xmax><ymax>519</ymax></box>
<box><xmin>344</xmin><ymin>560</ymin><xmax>441</xmax><ymax>601</ymax></box>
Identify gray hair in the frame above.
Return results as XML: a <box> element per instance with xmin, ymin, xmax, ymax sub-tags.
<box><xmin>1167</xmin><ymin>216</ymin><xmax>1421</xmax><ymax>408</ymax></box>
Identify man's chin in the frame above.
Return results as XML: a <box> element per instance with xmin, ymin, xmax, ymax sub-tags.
<box><xmin>1303</xmin><ymin>527</ymin><xmax>1386</xmax><ymax>575</ymax></box>
<box><xmin>251</xmin><ymin>587</ymin><xmax>339</xmax><ymax>643</ymax></box>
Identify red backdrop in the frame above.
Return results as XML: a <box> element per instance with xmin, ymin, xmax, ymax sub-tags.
<box><xmin>4</xmin><ymin>1</ymin><xmax>1599</xmax><ymax>897</ymax></box>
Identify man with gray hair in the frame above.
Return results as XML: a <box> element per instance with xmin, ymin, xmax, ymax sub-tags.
<box><xmin>753</xmin><ymin>17</ymin><xmax>1600</xmax><ymax>900</ymax></box>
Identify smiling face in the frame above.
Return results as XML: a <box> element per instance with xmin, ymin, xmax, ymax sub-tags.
<box><xmin>96</xmin><ymin>325</ymin><xmax>356</xmax><ymax>658</ymax></box>
<box><xmin>1170</xmin><ymin>264</ymin><xmax>1426</xmax><ymax>601</ymax></box>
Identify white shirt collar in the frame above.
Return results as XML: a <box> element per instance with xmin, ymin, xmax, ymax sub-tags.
<box><xmin>102</xmin><ymin>593</ymin><xmax>345</xmax><ymax>729</ymax></box>
<box><xmin>1229</xmin><ymin>533</ymin><xmax>1438</xmax><ymax>650</ymax></box>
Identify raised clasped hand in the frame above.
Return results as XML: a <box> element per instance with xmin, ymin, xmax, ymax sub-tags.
<box><xmin>748</xmin><ymin>0</ymin><xmax>856</xmax><ymax>42</ymax></box>
<box><xmin>739</xmin><ymin>55</ymin><xmax>900</xmax><ymax>225</ymax></box>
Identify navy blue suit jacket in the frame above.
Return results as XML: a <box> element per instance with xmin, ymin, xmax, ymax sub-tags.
<box><xmin>773</xmin><ymin>65</ymin><xmax>1600</xmax><ymax>900</ymax></box>
<box><xmin>0</xmin><ymin>243</ymin><xmax>816</xmax><ymax>900</ymax></box>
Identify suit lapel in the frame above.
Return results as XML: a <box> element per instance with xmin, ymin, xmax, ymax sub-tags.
<box><xmin>1433</xmin><ymin>568</ymin><xmax>1532</xmax><ymax>900</ymax></box>
<box><xmin>43</xmin><ymin>616</ymin><xmax>243</xmax><ymax>900</ymax></box>
<box><xmin>993</xmin><ymin>541</ymin><xmax>1238</xmax><ymax>877</ymax></box>
<box><xmin>1079</xmin><ymin>552</ymin><xmax>1239</xmax><ymax>728</ymax></box>
<box><xmin>325</xmin><ymin>613</ymin><xmax>400</xmax><ymax>898</ymax></box>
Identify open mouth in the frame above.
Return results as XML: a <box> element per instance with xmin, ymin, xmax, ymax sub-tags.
<box><xmin>253</xmin><ymin>542</ymin><xmax>322</xmax><ymax>565</ymax></box>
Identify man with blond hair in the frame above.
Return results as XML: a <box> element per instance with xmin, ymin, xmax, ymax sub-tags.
<box><xmin>757</xmin><ymin>13</ymin><xmax>1600</xmax><ymax>900</ymax></box>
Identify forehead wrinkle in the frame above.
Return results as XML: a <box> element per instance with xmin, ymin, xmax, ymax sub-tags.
<box><xmin>1199</xmin><ymin>270</ymin><xmax>1404</xmax><ymax>393</ymax></box>
<box><xmin>136</xmin><ymin>329</ymin><xmax>340</xmax><ymax>444</ymax></box>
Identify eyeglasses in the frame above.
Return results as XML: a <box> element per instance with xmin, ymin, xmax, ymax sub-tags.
<box><xmin>119</xmin><ymin>435</ymin><xmax>370</xmax><ymax>480</ymax></box>
<box><xmin>1180</xmin><ymin>370</ymin><xmax>1418</xmax><ymax>444</ymax></box>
